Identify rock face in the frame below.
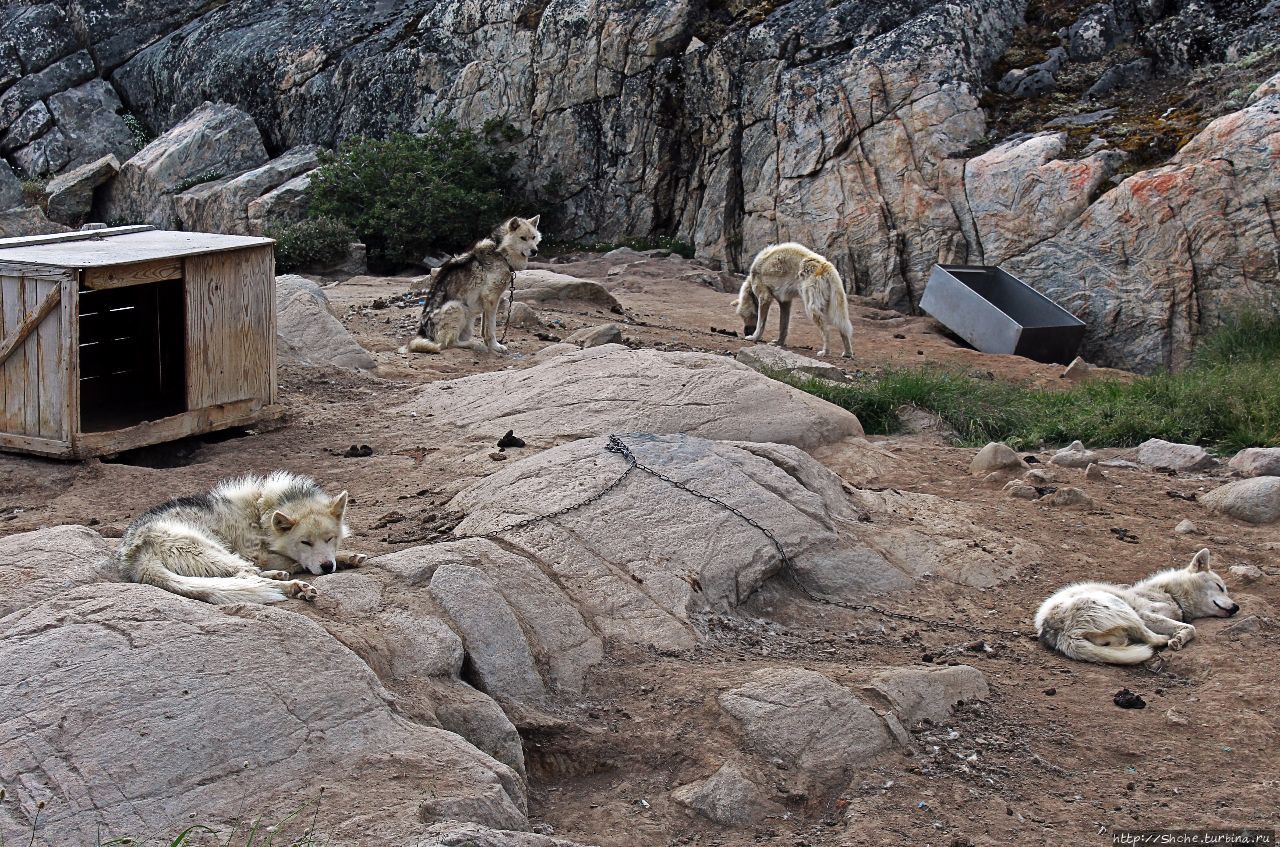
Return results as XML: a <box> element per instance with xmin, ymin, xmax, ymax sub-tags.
<box><xmin>867</xmin><ymin>665</ymin><xmax>989</xmax><ymax>724</ymax></box>
<box><xmin>0</xmin><ymin>578</ymin><xmax>528</xmax><ymax>843</ymax></box>
<box><xmin>176</xmin><ymin>145</ymin><xmax>321</xmax><ymax>234</ymax></box>
<box><xmin>275</xmin><ymin>274</ymin><xmax>377</xmax><ymax>371</ymax></box>
<box><xmin>0</xmin><ymin>160</ymin><xmax>21</xmax><ymax>210</ymax></box>
<box><xmin>99</xmin><ymin>102</ymin><xmax>268</xmax><ymax>228</ymax></box>
<box><xmin>1200</xmin><ymin>477</ymin><xmax>1280</xmax><ymax>525</ymax></box>
<box><xmin>0</xmin><ymin>205</ymin><xmax>68</xmax><ymax>237</ymax></box>
<box><xmin>403</xmin><ymin>345</ymin><xmax>864</xmax><ymax>450</ymax></box>
<box><xmin>719</xmin><ymin>669</ymin><xmax>894</xmax><ymax>792</ymax></box>
<box><xmin>45</xmin><ymin>154</ymin><xmax>120</xmax><ymax>225</ymax></box>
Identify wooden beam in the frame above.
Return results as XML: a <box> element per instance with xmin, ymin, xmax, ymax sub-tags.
<box><xmin>0</xmin><ymin>285</ymin><xmax>61</xmax><ymax>368</ymax></box>
<box><xmin>0</xmin><ymin>225</ymin><xmax>155</xmax><ymax>250</ymax></box>
<box><xmin>72</xmin><ymin>400</ymin><xmax>284</xmax><ymax>459</ymax></box>
<box><xmin>83</xmin><ymin>258</ymin><xmax>183</xmax><ymax>290</ymax></box>
<box><xmin>0</xmin><ymin>431</ymin><xmax>73</xmax><ymax>458</ymax></box>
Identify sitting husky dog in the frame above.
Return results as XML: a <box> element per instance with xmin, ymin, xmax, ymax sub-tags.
<box><xmin>1035</xmin><ymin>549</ymin><xmax>1240</xmax><ymax>665</ymax></box>
<box><xmin>117</xmin><ymin>471</ymin><xmax>367</xmax><ymax>604</ymax></box>
<box><xmin>404</xmin><ymin>215</ymin><xmax>542</xmax><ymax>355</ymax></box>
<box><xmin>732</xmin><ymin>242</ymin><xmax>854</xmax><ymax>357</ymax></box>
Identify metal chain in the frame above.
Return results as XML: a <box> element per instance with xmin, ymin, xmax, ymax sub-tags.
<box><xmin>500</xmin><ymin>270</ymin><xmax>516</xmax><ymax>344</ymax></box>
<box><xmin>481</xmin><ymin>434</ymin><xmax>1032</xmax><ymax>641</ymax></box>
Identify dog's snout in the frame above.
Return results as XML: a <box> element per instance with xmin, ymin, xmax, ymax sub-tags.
<box><xmin>529</xmin><ymin>248</ymin><xmax>538</xmax><ymax>258</ymax></box>
<box><xmin>744</xmin><ymin>323</ymin><xmax>756</xmax><ymax>337</ymax></box>
<box><xmin>1228</xmin><ymin>603</ymin><xmax>1240</xmax><ymax>616</ymax></box>
<box><xmin>329</xmin><ymin>560</ymin><xmax>338</xmax><ymax>574</ymax></box>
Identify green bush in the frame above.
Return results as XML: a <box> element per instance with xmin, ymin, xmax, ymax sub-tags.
<box><xmin>307</xmin><ymin>120</ymin><xmax>518</xmax><ymax>270</ymax></box>
<box><xmin>266</xmin><ymin>216</ymin><xmax>355</xmax><ymax>273</ymax></box>
<box><xmin>775</xmin><ymin>310</ymin><xmax>1280</xmax><ymax>453</ymax></box>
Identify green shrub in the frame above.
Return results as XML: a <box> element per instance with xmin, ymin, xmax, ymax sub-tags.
<box><xmin>307</xmin><ymin>120</ymin><xmax>518</xmax><ymax>270</ymax></box>
<box><xmin>173</xmin><ymin>171</ymin><xmax>226</xmax><ymax>193</ymax></box>
<box><xmin>775</xmin><ymin>310</ymin><xmax>1280</xmax><ymax>453</ymax></box>
<box><xmin>266</xmin><ymin>216</ymin><xmax>355</xmax><ymax>273</ymax></box>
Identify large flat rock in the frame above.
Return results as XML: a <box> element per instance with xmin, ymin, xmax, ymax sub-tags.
<box><xmin>0</xmin><ymin>582</ymin><xmax>528</xmax><ymax>844</ymax></box>
<box><xmin>401</xmin><ymin>346</ymin><xmax>863</xmax><ymax>450</ymax></box>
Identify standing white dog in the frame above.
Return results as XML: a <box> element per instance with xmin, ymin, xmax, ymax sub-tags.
<box><xmin>732</xmin><ymin>242</ymin><xmax>854</xmax><ymax>357</ymax></box>
<box><xmin>1035</xmin><ymin>549</ymin><xmax>1240</xmax><ymax>665</ymax></box>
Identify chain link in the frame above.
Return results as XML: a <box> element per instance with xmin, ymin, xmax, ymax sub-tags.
<box><xmin>479</xmin><ymin>434</ymin><xmax>1032</xmax><ymax>641</ymax></box>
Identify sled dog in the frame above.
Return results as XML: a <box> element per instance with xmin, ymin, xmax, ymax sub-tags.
<box><xmin>404</xmin><ymin>215</ymin><xmax>542</xmax><ymax>355</ymax></box>
<box><xmin>1035</xmin><ymin>548</ymin><xmax>1240</xmax><ymax>665</ymax></box>
<box><xmin>117</xmin><ymin>471</ymin><xmax>367</xmax><ymax>604</ymax></box>
<box><xmin>732</xmin><ymin>242</ymin><xmax>854</xmax><ymax>357</ymax></box>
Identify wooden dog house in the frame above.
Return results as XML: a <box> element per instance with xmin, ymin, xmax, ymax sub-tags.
<box><xmin>0</xmin><ymin>225</ymin><xmax>280</xmax><ymax>459</ymax></box>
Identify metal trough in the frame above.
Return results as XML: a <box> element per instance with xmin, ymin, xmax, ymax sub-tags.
<box><xmin>920</xmin><ymin>265</ymin><xmax>1085</xmax><ymax>364</ymax></box>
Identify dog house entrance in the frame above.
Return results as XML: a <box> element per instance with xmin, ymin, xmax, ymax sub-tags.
<box><xmin>78</xmin><ymin>279</ymin><xmax>187</xmax><ymax>432</ymax></box>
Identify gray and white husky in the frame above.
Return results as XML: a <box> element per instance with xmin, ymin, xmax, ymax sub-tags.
<box><xmin>1035</xmin><ymin>549</ymin><xmax>1240</xmax><ymax>665</ymax></box>
<box><xmin>404</xmin><ymin>215</ymin><xmax>542</xmax><ymax>355</ymax></box>
<box><xmin>117</xmin><ymin>471</ymin><xmax>367</xmax><ymax>604</ymax></box>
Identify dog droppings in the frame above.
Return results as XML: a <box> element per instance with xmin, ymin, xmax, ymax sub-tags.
<box><xmin>343</xmin><ymin>444</ymin><xmax>374</xmax><ymax>458</ymax></box>
<box><xmin>1113</xmin><ymin>688</ymin><xmax>1146</xmax><ymax>709</ymax></box>
<box><xmin>497</xmin><ymin>430</ymin><xmax>526</xmax><ymax>449</ymax></box>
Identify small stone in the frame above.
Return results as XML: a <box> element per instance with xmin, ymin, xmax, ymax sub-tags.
<box><xmin>1200</xmin><ymin>477</ymin><xmax>1280</xmax><ymax>525</ymax></box>
<box><xmin>1085</xmin><ymin>463</ymin><xmax>1107</xmax><ymax>481</ymax></box>
<box><xmin>1136</xmin><ymin>438</ymin><xmax>1216</xmax><ymax>472</ymax></box>
<box><xmin>1061</xmin><ymin>356</ymin><xmax>1096</xmax><ymax>381</ymax></box>
<box><xmin>1042</xmin><ymin>687</ymin><xmax>1056</xmax><ymax>696</ymax></box>
<box><xmin>1040</xmin><ymin>486</ymin><xmax>1093</xmax><ymax>508</ymax></box>
<box><xmin>1003</xmin><ymin>480</ymin><xmax>1039</xmax><ymax>500</ymax></box>
<box><xmin>1228</xmin><ymin>447</ymin><xmax>1280</xmax><ymax>478</ymax></box>
<box><xmin>489</xmin><ymin>451</ymin><xmax>508</xmax><ymax>461</ymax></box>
<box><xmin>1223</xmin><ymin>616</ymin><xmax>1262</xmax><ymax>641</ymax></box>
<box><xmin>1228</xmin><ymin>565</ymin><xmax>1263</xmax><ymax>585</ymax></box>
<box><xmin>981</xmin><ymin>471</ymin><xmax>1006</xmax><ymax>487</ymax></box>
<box><xmin>1174</xmin><ymin>519</ymin><xmax>1200</xmax><ymax>535</ymax></box>
<box><xmin>971</xmin><ymin>442</ymin><xmax>1027</xmax><ymax>476</ymax></box>
<box><xmin>565</xmin><ymin>322</ymin><xmax>624</xmax><ymax>348</ymax></box>
<box><xmin>1051</xmin><ymin>440</ymin><xmax>1098</xmax><ymax>468</ymax></box>
<box><xmin>1024</xmin><ymin>469</ymin><xmax>1053</xmax><ymax>484</ymax></box>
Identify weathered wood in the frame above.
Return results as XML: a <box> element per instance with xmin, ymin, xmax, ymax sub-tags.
<box><xmin>73</xmin><ymin>399</ymin><xmax>283</xmax><ymax>458</ymax></box>
<box><xmin>0</xmin><ymin>225</ymin><xmax>154</xmax><ymax>250</ymax></box>
<box><xmin>2</xmin><ymin>277</ymin><xmax>24</xmax><ymax>435</ymax></box>
<box><xmin>0</xmin><ymin>262</ymin><xmax>77</xmax><ymax>282</ymax></box>
<box><xmin>0</xmin><ymin>230</ymin><xmax>273</xmax><ymax>268</ymax></box>
<box><xmin>23</xmin><ymin>281</ymin><xmax>39</xmax><ymax>437</ymax></box>
<box><xmin>0</xmin><ymin>431</ymin><xmax>73</xmax><ymax>458</ymax></box>
<box><xmin>35</xmin><ymin>279</ymin><xmax>63</xmax><ymax>440</ymax></box>
<box><xmin>83</xmin><ymin>258</ymin><xmax>183</xmax><ymax>290</ymax></box>
<box><xmin>61</xmin><ymin>274</ymin><xmax>79</xmax><ymax>443</ymax></box>
<box><xmin>0</xmin><ymin>284</ymin><xmax>61</xmax><ymax>367</ymax></box>
<box><xmin>185</xmin><ymin>245</ymin><xmax>274</xmax><ymax>409</ymax></box>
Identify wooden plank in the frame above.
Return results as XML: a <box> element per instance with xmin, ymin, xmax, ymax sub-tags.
<box><xmin>0</xmin><ymin>230</ymin><xmax>274</xmax><ymax>268</ymax></box>
<box><xmin>83</xmin><ymin>258</ymin><xmax>183</xmax><ymax>290</ymax></box>
<box><xmin>62</xmin><ymin>274</ymin><xmax>79</xmax><ymax>442</ymax></box>
<box><xmin>23</xmin><ymin>280</ymin><xmax>39</xmax><ymax>437</ymax></box>
<box><xmin>35</xmin><ymin>278</ymin><xmax>63</xmax><ymax>440</ymax></box>
<box><xmin>185</xmin><ymin>245</ymin><xmax>274</xmax><ymax>409</ymax></box>
<box><xmin>2</xmin><ymin>277</ymin><xmax>25</xmax><ymax>435</ymax></box>
<box><xmin>0</xmin><ymin>284</ymin><xmax>61</xmax><ymax>367</ymax></box>
<box><xmin>0</xmin><ymin>431</ymin><xmax>74</xmax><ymax>458</ymax></box>
<box><xmin>70</xmin><ymin>399</ymin><xmax>282</xmax><ymax>458</ymax></box>
<box><xmin>0</xmin><ymin>262</ymin><xmax>76</xmax><ymax>281</ymax></box>
<box><xmin>0</xmin><ymin>225</ymin><xmax>154</xmax><ymax>250</ymax></box>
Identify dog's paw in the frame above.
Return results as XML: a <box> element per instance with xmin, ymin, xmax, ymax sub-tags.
<box><xmin>288</xmin><ymin>580</ymin><xmax>318</xmax><ymax>602</ymax></box>
<box><xmin>260</xmin><ymin>569</ymin><xmax>291</xmax><ymax>581</ymax></box>
<box><xmin>341</xmin><ymin>552</ymin><xmax>369</xmax><ymax>567</ymax></box>
<box><xmin>489</xmin><ymin>342</ymin><xmax>508</xmax><ymax>354</ymax></box>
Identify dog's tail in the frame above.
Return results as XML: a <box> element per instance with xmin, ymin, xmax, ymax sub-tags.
<box><xmin>1056</xmin><ymin>637</ymin><xmax>1154</xmax><ymax>665</ymax></box>
<box><xmin>149</xmin><ymin>571</ymin><xmax>289</xmax><ymax>604</ymax></box>
<box><xmin>404</xmin><ymin>336</ymin><xmax>442</xmax><ymax>354</ymax></box>
<box><xmin>799</xmin><ymin>257</ymin><xmax>853</xmax><ymax>325</ymax></box>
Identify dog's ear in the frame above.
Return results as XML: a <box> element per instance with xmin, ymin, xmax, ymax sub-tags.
<box><xmin>730</xmin><ymin>298</ymin><xmax>740</xmax><ymax>309</ymax></box>
<box><xmin>329</xmin><ymin>491</ymin><xmax>349</xmax><ymax>519</ymax></box>
<box><xmin>528</xmin><ymin>214</ymin><xmax>540</xmax><ymax>227</ymax></box>
<box><xmin>272</xmin><ymin>511</ymin><xmax>296</xmax><ymax>532</ymax></box>
<box><xmin>508</xmin><ymin>217</ymin><xmax>520</xmax><ymax>231</ymax></box>
<box><xmin>1189</xmin><ymin>548</ymin><xmax>1212</xmax><ymax>572</ymax></box>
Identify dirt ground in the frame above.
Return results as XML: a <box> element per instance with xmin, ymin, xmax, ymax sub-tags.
<box><xmin>1</xmin><ymin>252</ymin><xmax>1276</xmax><ymax>846</ymax></box>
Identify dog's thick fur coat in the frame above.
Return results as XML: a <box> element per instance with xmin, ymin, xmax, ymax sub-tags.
<box><xmin>405</xmin><ymin>215</ymin><xmax>542</xmax><ymax>355</ymax></box>
<box><xmin>117</xmin><ymin>471</ymin><xmax>366</xmax><ymax>604</ymax></box>
<box><xmin>733</xmin><ymin>242</ymin><xmax>854</xmax><ymax>357</ymax></box>
<box><xmin>1035</xmin><ymin>549</ymin><xmax>1240</xmax><ymax>664</ymax></box>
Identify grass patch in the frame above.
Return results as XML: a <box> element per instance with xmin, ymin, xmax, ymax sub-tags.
<box><xmin>777</xmin><ymin>312</ymin><xmax>1280</xmax><ymax>453</ymax></box>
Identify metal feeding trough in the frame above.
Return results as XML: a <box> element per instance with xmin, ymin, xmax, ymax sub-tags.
<box><xmin>920</xmin><ymin>265</ymin><xmax>1085</xmax><ymax>364</ymax></box>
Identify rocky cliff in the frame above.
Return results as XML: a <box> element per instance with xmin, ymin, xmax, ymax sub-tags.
<box><xmin>1</xmin><ymin>0</ymin><xmax>1278</xmax><ymax>369</ymax></box>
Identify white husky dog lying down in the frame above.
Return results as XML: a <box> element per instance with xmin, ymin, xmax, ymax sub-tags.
<box><xmin>732</xmin><ymin>242</ymin><xmax>854</xmax><ymax>357</ymax></box>
<box><xmin>1035</xmin><ymin>548</ymin><xmax>1240</xmax><ymax>665</ymax></box>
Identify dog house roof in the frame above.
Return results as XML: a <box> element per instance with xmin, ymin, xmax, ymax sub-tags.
<box><xmin>0</xmin><ymin>226</ymin><xmax>273</xmax><ymax>268</ymax></box>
